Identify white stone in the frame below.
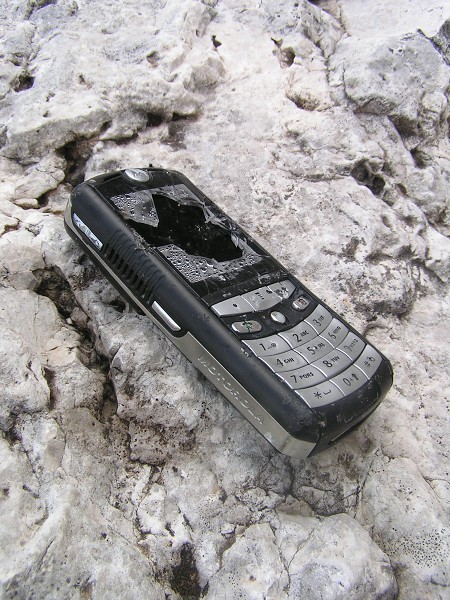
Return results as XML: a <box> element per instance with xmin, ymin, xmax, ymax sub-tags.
<box><xmin>0</xmin><ymin>0</ymin><xmax>449</xmax><ymax>598</ymax></box>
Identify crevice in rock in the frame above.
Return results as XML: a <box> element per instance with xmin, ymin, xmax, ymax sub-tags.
<box><xmin>169</xmin><ymin>542</ymin><xmax>202</xmax><ymax>600</ymax></box>
<box><xmin>25</xmin><ymin>0</ymin><xmax>57</xmax><ymax>20</ymax></box>
<box><xmin>56</xmin><ymin>122</ymin><xmax>111</xmax><ymax>187</ymax></box>
<box><xmin>99</xmin><ymin>371</ymin><xmax>118</xmax><ymax>424</ymax></box>
<box><xmin>211</xmin><ymin>34</ymin><xmax>222</xmax><ymax>49</ymax></box>
<box><xmin>389</xmin><ymin>114</ymin><xmax>420</xmax><ymax>144</ymax></box>
<box><xmin>105</xmin><ymin>297</ymin><xmax>127</xmax><ymax>313</ymax></box>
<box><xmin>36</xmin><ymin>190</ymin><xmax>51</xmax><ymax>208</ymax></box>
<box><xmin>341</xmin><ymin>236</ymin><xmax>363</xmax><ymax>260</ymax></box>
<box><xmin>3</xmin><ymin>419</ymin><xmax>21</xmax><ymax>447</ymax></box>
<box><xmin>290</xmin><ymin>95</ymin><xmax>321</xmax><ymax>111</ymax></box>
<box><xmin>146</xmin><ymin>50</ymin><xmax>159</xmax><ymax>67</ymax></box>
<box><xmin>271</xmin><ymin>38</ymin><xmax>296</xmax><ymax>68</ymax></box>
<box><xmin>113</xmin><ymin>133</ymin><xmax>139</xmax><ymax>146</ymax></box>
<box><xmin>163</xmin><ymin>114</ymin><xmax>198</xmax><ymax>149</ymax></box>
<box><xmin>34</xmin><ymin>266</ymin><xmax>78</xmax><ymax>319</ymax></box>
<box><xmin>33</xmin><ymin>264</ymin><xmax>119</xmax><ymax>420</ymax></box>
<box><xmin>0</xmin><ymin>222</ymin><xmax>21</xmax><ymax>237</ymax></box>
<box><xmin>43</xmin><ymin>366</ymin><xmax>57</xmax><ymax>410</ymax></box>
<box><xmin>419</xmin><ymin>21</ymin><xmax>450</xmax><ymax>66</ymax></box>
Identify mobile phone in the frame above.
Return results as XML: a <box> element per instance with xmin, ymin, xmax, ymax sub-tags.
<box><xmin>64</xmin><ymin>167</ymin><xmax>393</xmax><ymax>458</ymax></box>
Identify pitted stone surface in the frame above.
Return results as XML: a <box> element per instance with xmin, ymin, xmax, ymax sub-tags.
<box><xmin>0</xmin><ymin>1</ymin><xmax>449</xmax><ymax>599</ymax></box>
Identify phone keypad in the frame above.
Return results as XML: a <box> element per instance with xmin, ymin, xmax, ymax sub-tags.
<box><xmin>280</xmin><ymin>365</ymin><xmax>327</xmax><ymax>390</ymax></box>
<box><xmin>311</xmin><ymin>349</ymin><xmax>353</xmax><ymax>378</ymax></box>
<box><xmin>267</xmin><ymin>280</ymin><xmax>296</xmax><ymax>299</ymax></box>
<box><xmin>337</xmin><ymin>333</ymin><xmax>366</xmax><ymax>361</ymax></box>
<box><xmin>354</xmin><ymin>345</ymin><xmax>382</xmax><ymax>377</ymax></box>
<box><xmin>298</xmin><ymin>338</ymin><xmax>334</xmax><ymax>363</ymax></box>
<box><xmin>320</xmin><ymin>318</ymin><xmax>348</xmax><ymax>347</ymax></box>
<box><xmin>331</xmin><ymin>366</ymin><xmax>367</xmax><ymax>394</ymax></box>
<box><xmin>213</xmin><ymin>279</ymin><xmax>382</xmax><ymax>408</ymax></box>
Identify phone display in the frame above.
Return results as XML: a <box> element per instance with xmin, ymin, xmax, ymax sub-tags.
<box><xmin>64</xmin><ymin>167</ymin><xmax>393</xmax><ymax>458</ymax></box>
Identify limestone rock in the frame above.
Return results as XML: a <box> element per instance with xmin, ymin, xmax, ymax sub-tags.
<box><xmin>0</xmin><ymin>0</ymin><xmax>221</xmax><ymax>161</ymax></box>
<box><xmin>276</xmin><ymin>513</ymin><xmax>398</xmax><ymax>599</ymax></box>
<box><xmin>0</xmin><ymin>1</ymin><xmax>449</xmax><ymax>599</ymax></box>
<box><xmin>335</xmin><ymin>33</ymin><xmax>449</xmax><ymax>148</ymax></box>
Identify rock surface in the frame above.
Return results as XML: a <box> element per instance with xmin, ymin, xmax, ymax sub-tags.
<box><xmin>0</xmin><ymin>1</ymin><xmax>449</xmax><ymax>598</ymax></box>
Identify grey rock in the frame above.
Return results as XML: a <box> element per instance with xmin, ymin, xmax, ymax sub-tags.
<box><xmin>207</xmin><ymin>522</ymin><xmax>289</xmax><ymax>599</ymax></box>
<box><xmin>0</xmin><ymin>287</ymin><xmax>53</xmax><ymax>431</ymax></box>
<box><xmin>0</xmin><ymin>0</ymin><xmax>221</xmax><ymax>161</ymax></box>
<box><xmin>431</xmin><ymin>18</ymin><xmax>450</xmax><ymax>64</ymax></box>
<box><xmin>277</xmin><ymin>513</ymin><xmax>398</xmax><ymax>599</ymax></box>
<box><xmin>0</xmin><ymin>0</ymin><xmax>449</xmax><ymax>599</ymax></box>
<box><xmin>358</xmin><ymin>456</ymin><xmax>450</xmax><ymax>599</ymax></box>
<box><xmin>334</xmin><ymin>32</ymin><xmax>449</xmax><ymax>147</ymax></box>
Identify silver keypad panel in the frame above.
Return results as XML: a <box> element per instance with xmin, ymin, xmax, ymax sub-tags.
<box><xmin>212</xmin><ymin>279</ymin><xmax>295</xmax><ymax>316</ymax></box>
<box><xmin>213</xmin><ymin>280</ymin><xmax>381</xmax><ymax>409</ymax></box>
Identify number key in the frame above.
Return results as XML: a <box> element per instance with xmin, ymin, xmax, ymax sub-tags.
<box><xmin>338</xmin><ymin>333</ymin><xmax>365</xmax><ymax>361</ymax></box>
<box><xmin>320</xmin><ymin>318</ymin><xmax>348</xmax><ymax>347</ymax></box>
<box><xmin>331</xmin><ymin>366</ymin><xmax>365</xmax><ymax>394</ymax></box>
<box><xmin>279</xmin><ymin>321</ymin><xmax>317</xmax><ymax>348</ymax></box>
<box><xmin>261</xmin><ymin>350</ymin><xmax>307</xmax><ymax>373</ymax></box>
<box><xmin>312</xmin><ymin>349</ymin><xmax>352</xmax><ymax>377</ymax></box>
<box><xmin>354</xmin><ymin>345</ymin><xmax>382</xmax><ymax>378</ymax></box>
<box><xmin>244</xmin><ymin>334</ymin><xmax>290</xmax><ymax>357</ymax></box>
<box><xmin>296</xmin><ymin>381</ymin><xmax>343</xmax><ymax>408</ymax></box>
<box><xmin>297</xmin><ymin>337</ymin><xmax>333</xmax><ymax>363</ymax></box>
<box><xmin>305</xmin><ymin>304</ymin><xmax>332</xmax><ymax>334</ymax></box>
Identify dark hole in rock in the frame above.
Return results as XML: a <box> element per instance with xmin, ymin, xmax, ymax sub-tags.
<box><xmin>281</xmin><ymin>47</ymin><xmax>295</xmax><ymax>67</ymax></box>
<box><xmin>351</xmin><ymin>162</ymin><xmax>370</xmax><ymax>183</ymax></box>
<box><xmin>369</xmin><ymin>175</ymin><xmax>385</xmax><ymax>196</ymax></box>
<box><xmin>14</xmin><ymin>73</ymin><xmax>35</xmax><ymax>92</ymax></box>
<box><xmin>410</xmin><ymin>147</ymin><xmax>431</xmax><ymax>168</ymax></box>
<box><xmin>146</xmin><ymin>51</ymin><xmax>159</xmax><ymax>66</ymax></box>
<box><xmin>169</xmin><ymin>542</ymin><xmax>202</xmax><ymax>600</ymax></box>
<box><xmin>146</xmin><ymin>113</ymin><xmax>164</xmax><ymax>127</ymax></box>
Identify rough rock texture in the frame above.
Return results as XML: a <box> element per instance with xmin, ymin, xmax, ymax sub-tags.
<box><xmin>0</xmin><ymin>1</ymin><xmax>449</xmax><ymax>598</ymax></box>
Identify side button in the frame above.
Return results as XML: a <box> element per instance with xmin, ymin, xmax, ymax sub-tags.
<box><xmin>151</xmin><ymin>301</ymin><xmax>181</xmax><ymax>332</ymax></box>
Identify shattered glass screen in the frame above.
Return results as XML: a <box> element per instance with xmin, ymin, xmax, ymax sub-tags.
<box><xmin>101</xmin><ymin>174</ymin><xmax>277</xmax><ymax>294</ymax></box>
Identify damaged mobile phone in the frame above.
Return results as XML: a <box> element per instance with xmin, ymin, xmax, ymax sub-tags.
<box><xmin>64</xmin><ymin>167</ymin><xmax>393</xmax><ymax>458</ymax></box>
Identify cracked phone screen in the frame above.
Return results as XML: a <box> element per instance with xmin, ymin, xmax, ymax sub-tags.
<box><xmin>104</xmin><ymin>174</ymin><xmax>278</xmax><ymax>295</ymax></box>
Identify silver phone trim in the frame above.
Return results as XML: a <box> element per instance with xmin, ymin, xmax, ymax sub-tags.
<box><xmin>65</xmin><ymin>203</ymin><xmax>316</xmax><ymax>459</ymax></box>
